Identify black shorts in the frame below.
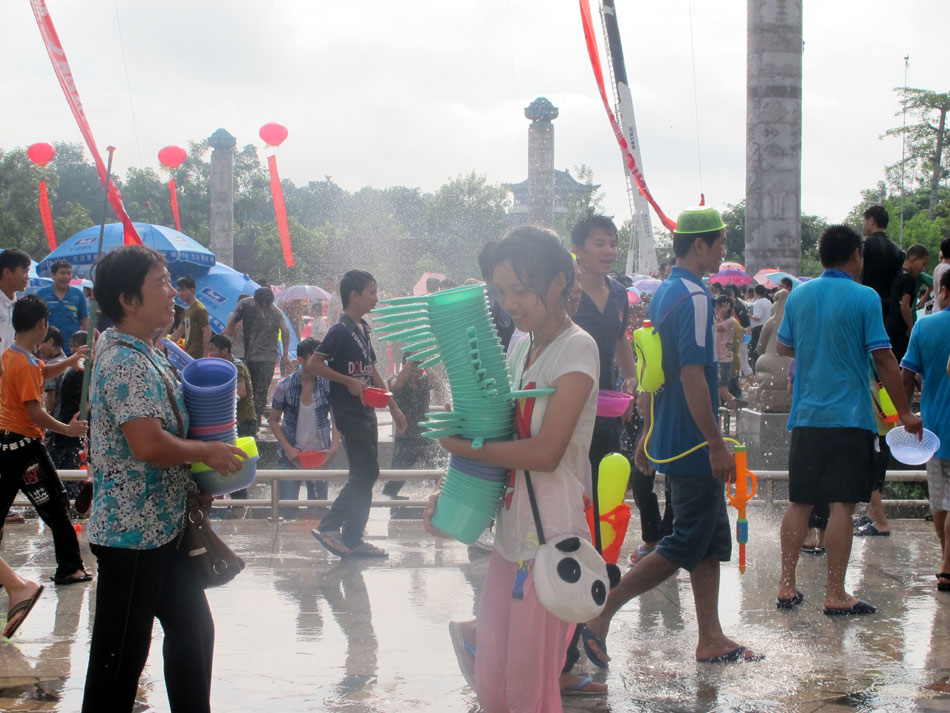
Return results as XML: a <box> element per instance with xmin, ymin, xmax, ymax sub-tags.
<box><xmin>788</xmin><ymin>427</ymin><xmax>875</xmax><ymax>505</ymax></box>
<box><xmin>872</xmin><ymin>435</ymin><xmax>889</xmax><ymax>492</ymax></box>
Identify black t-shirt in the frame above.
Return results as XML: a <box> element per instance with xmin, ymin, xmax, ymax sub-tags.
<box><xmin>885</xmin><ymin>267</ymin><xmax>916</xmax><ymax>334</ymax></box>
<box><xmin>862</xmin><ymin>231</ymin><xmax>904</xmax><ymax>310</ymax></box>
<box><xmin>388</xmin><ymin>370</ymin><xmax>430</xmax><ymax>440</ymax></box>
<box><xmin>317</xmin><ymin>314</ymin><xmax>377</xmax><ymax>424</ymax></box>
<box><xmin>51</xmin><ymin>367</ymin><xmax>84</xmax><ymax>448</ymax></box>
<box><xmin>573</xmin><ymin>276</ymin><xmax>630</xmax><ymax>391</ymax></box>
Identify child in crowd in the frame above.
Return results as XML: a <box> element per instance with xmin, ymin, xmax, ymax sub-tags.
<box><xmin>309</xmin><ymin>271</ymin><xmax>407</xmax><ymax>558</ymax></box>
<box><xmin>48</xmin><ymin>331</ymin><xmax>90</xmax><ymax>496</ymax></box>
<box><xmin>0</xmin><ymin>296</ymin><xmax>90</xmax><ymax>585</ymax></box>
<box><xmin>714</xmin><ymin>295</ymin><xmax>738</xmax><ymax>410</ymax></box>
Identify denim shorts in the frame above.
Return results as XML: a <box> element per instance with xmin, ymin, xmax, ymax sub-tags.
<box><xmin>654</xmin><ymin>475</ymin><xmax>732</xmax><ymax>572</ymax></box>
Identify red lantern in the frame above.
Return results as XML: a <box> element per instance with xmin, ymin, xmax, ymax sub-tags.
<box><xmin>27</xmin><ymin>143</ymin><xmax>57</xmax><ymax>249</ymax></box>
<box><xmin>259</xmin><ymin>122</ymin><xmax>288</xmax><ymax>148</ymax></box>
<box><xmin>157</xmin><ymin>145</ymin><xmax>187</xmax><ymax>169</ymax></box>
<box><xmin>27</xmin><ymin>142</ymin><xmax>56</xmax><ymax>168</ymax></box>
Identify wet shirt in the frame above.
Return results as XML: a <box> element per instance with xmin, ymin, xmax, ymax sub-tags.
<box><xmin>861</xmin><ymin>231</ymin><xmax>904</xmax><ymax>309</ymax></box>
<box><xmin>777</xmin><ymin>270</ymin><xmax>890</xmax><ymax>432</ymax></box>
<box><xmin>884</xmin><ymin>268</ymin><xmax>917</xmax><ymax>335</ymax></box>
<box><xmin>317</xmin><ymin>314</ymin><xmax>377</xmax><ymax>424</ymax></box>
<box><xmin>232</xmin><ymin>297</ymin><xmax>285</xmax><ymax>363</ymax></box>
<box><xmin>645</xmin><ymin>267</ymin><xmax>717</xmax><ymax>478</ymax></box>
<box><xmin>271</xmin><ymin>370</ymin><xmax>332</xmax><ymax>458</ymax></box>
<box><xmin>573</xmin><ymin>276</ymin><xmax>630</xmax><ymax>391</ymax></box>
<box><xmin>235</xmin><ymin>359</ymin><xmax>256</xmax><ymax>424</ymax></box>
<box><xmin>88</xmin><ymin>329</ymin><xmax>190</xmax><ymax>550</ymax></box>
<box><xmin>35</xmin><ymin>285</ymin><xmax>88</xmax><ymax>354</ymax></box>
<box><xmin>900</xmin><ymin>308</ymin><xmax>950</xmax><ymax>459</ymax></box>
<box><xmin>182</xmin><ymin>300</ymin><xmax>209</xmax><ymax>360</ymax></box>
<box><xmin>0</xmin><ymin>346</ymin><xmax>46</xmax><ymax>438</ymax></box>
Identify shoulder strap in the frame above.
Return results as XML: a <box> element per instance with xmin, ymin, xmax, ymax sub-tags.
<box><xmin>110</xmin><ymin>340</ymin><xmax>185</xmax><ymax>437</ymax></box>
<box><xmin>653</xmin><ymin>288</ymin><xmax>708</xmax><ymax>334</ymax></box>
<box><xmin>523</xmin><ymin>471</ymin><xmax>546</xmax><ymax>546</ymax></box>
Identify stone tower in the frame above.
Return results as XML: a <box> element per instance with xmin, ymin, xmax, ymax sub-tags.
<box><xmin>745</xmin><ymin>0</ymin><xmax>802</xmax><ymax>276</ymax></box>
<box><xmin>525</xmin><ymin>97</ymin><xmax>558</xmax><ymax>228</ymax></box>
<box><xmin>208</xmin><ymin>128</ymin><xmax>236</xmax><ymax>267</ymax></box>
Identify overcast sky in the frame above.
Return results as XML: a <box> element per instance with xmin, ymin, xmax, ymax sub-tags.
<box><xmin>3</xmin><ymin>1</ymin><xmax>947</xmax><ymax>231</ymax></box>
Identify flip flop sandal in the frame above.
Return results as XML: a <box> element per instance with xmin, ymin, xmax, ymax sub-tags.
<box><xmin>801</xmin><ymin>545</ymin><xmax>826</xmax><ymax>555</ymax></box>
<box><xmin>854</xmin><ymin>524</ymin><xmax>890</xmax><ymax>537</ymax></box>
<box><xmin>3</xmin><ymin>585</ymin><xmax>44</xmax><ymax>638</ymax></box>
<box><xmin>628</xmin><ymin>544</ymin><xmax>655</xmax><ymax>565</ymax></box>
<box><xmin>823</xmin><ymin>599</ymin><xmax>877</xmax><ymax>616</ymax></box>
<box><xmin>448</xmin><ymin>621</ymin><xmax>476</xmax><ymax>689</ymax></box>
<box><xmin>776</xmin><ymin>591</ymin><xmax>805</xmax><ymax>609</ymax></box>
<box><xmin>936</xmin><ymin>573</ymin><xmax>950</xmax><ymax>592</ymax></box>
<box><xmin>561</xmin><ymin>675</ymin><xmax>607</xmax><ymax>697</ymax></box>
<box><xmin>311</xmin><ymin>529</ymin><xmax>349</xmax><ymax>558</ymax></box>
<box><xmin>51</xmin><ymin>570</ymin><xmax>92</xmax><ymax>585</ymax></box>
<box><xmin>580</xmin><ymin>624</ymin><xmax>609</xmax><ymax>669</ymax></box>
<box><xmin>697</xmin><ymin>645</ymin><xmax>765</xmax><ymax>663</ymax></box>
<box><xmin>346</xmin><ymin>542</ymin><xmax>388</xmax><ymax>558</ymax></box>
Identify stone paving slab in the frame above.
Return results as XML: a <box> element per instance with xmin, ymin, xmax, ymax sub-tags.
<box><xmin>0</xmin><ymin>511</ymin><xmax>947</xmax><ymax>712</ymax></box>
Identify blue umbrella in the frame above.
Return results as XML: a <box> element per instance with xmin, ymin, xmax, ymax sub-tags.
<box><xmin>36</xmin><ymin>223</ymin><xmax>215</xmax><ymax>278</ymax></box>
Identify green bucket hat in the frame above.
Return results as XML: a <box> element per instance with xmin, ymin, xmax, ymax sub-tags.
<box><xmin>674</xmin><ymin>206</ymin><xmax>726</xmax><ymax>235</ymax></box>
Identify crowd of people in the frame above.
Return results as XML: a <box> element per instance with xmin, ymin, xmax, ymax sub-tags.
<box><xmin>0</xmin><ymin>201</ymin><xmax>947</xmax><ymax>713</ymax></box>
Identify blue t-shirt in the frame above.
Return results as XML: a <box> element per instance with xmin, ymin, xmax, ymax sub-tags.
<box><xmin>777</xmin><ymin>269</ymin><xmax>890</xmax><ymax>432</ymax></box>
<box><xmin>573</xmin><ymin>275</ymin><xmax>631</xmax><ymax>391</ymax></box>
<box><xmin>900</xmin><ymin>308</ymin><xmax>950</xmax><ymax>459</ymax></box>
<box><xmin>645</xmin><ymin>266</ymin><xmax>718</xmax><ymax>478</ymax></box>
<box><xmin>36</xmin><ymin>285</ymin><xmax>88</xmax><ymax>354</ymax></box>
<box><xmin>316</xmin><ymin>314</ymin><xmax>377</xmax><ymax>427</ymax></box>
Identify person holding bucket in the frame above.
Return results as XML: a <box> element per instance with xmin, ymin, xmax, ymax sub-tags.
<box><xmin>81</xmin><ymin>245</ymin><xmax>244</xmax><ymax>713</ymax></box>
<box><xmin>424</xmin><ymin>226</ymin><xmax>600</xmax><ymax>712</ymax></box>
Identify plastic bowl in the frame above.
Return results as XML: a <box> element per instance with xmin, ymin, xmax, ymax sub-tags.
<box><xmin>363</xmin><ymin>387</ymin><xmax>392</xmax><ymax>408</ymax></box>
<box><xmin>297</xmin><ymin>450</ymin><xmax>328</xmax><ymax>469</ymax></box>
<box><xmin>181</xmin><ymin>358</ymin><xmax>237</xmax><ymax>392</ymax></box>
<box><xmin>431</xmin><ymin>493</ymin><xmax>500</xmax><ymax>544</ymax></box>
<box><xmin>596</xmin><ymin>390</ymin><xmax>634</xmax><ymax>418</ymax></box>
<box><xmin>191</xmin><ymin>437</ymin><xmax>259</xmax><ymax>495</ymax></box>
<box><xmin>885</xmin><ymin>426</ymin><xmax>940</xmax><ymax>465</ymax></box>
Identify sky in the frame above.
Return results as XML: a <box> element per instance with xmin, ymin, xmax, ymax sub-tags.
<box><xmin>3</xmin><ymin>1</ymin><xmax>948</xmax><ymax>231</ymax></box>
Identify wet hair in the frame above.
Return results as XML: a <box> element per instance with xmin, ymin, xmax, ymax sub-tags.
<box><xmin>12</xmin><ymin>294</ymin><xmax>49</xmax><ymax>334</ymax></box>
<box><xmin>93</xmin><ymin>245</ymin><xmax>168</xmax><ymax>324</ymax></box>
<box><xmin>70</xmin><ymin>330</ymin><xmax>87</xmax><ymax>350</ymax></box>
<box><xmin>209</xmin><ymin>333</ymin><xmax>232</xmax><ymax>353</ymax></box>
<box><xmin>818</xmin><ymin>225</ymin><xmax>863</xmax><ymax>268</ymax></box>
<box><xmin>253</xmin><ymin>287</ymin><xmax>275</xmax><ymax>307</ymax></box>
<box><xmin>940</xmin><ymin>237</ymin><xmax>950</xmax><ymax>260</ymax></box>
<box><xmin>779</xmin><ymin>277</ymin><xmax>793</xmax><ymax>290</ymax></box>
<box><xmin>905</xmin><ymin>243</ymin><xmax>929</xmax><ymax>261</ymax></box>
<box><xmin>42</xmin><ymin>325</ymin><xmax>63</xmax><ymax>349</ymax></box>
<box><xmin>863</xmin><ymin>205</ymin><xmax>889</xmax><ymax>229</ymax></box>
<box><xmin>296</xmin><ymin>337</ymin><xmax>321</xmax><ymax>361</ymax></box>
<box><xmin>571</xmin><ymin>214</ymin><xmax>618</xmax><ymax>247</ymax></box>
<box><xmin>941</xmin><ymin>267</ymin><xmax>950</xmax><ymax>293</ymax></box>
<box><xmin>487</xmin><ymin>225</ymin><xmax>574</xmax><ymax>303</ymax></box>
<box><xmin>709</xmin><ymin>282</ymin><xmax>723</xmax><ymax>294</ymax></box>
<box><xmin>340</xmin><ymin>270</ymin><xmax>375</xmax><ymax>308</ymax></box>
<box><xmin>425</xmin><ymin>277</ymin><xmax>441</xmax><ymax>292</ymax></box>
<box><xmin>714</xmin><ymin>295</ymin><xmax>733</xmax><ymax>311</ymax></box>
<box><xmin>238</xmin><ymin>292</ymin><xmax>251</xmax><ymax>302</ymax></box>
<box><xmin>672</xmin><ymin>228</ymin><xmax>722</xmax><ymax>259</ymax></box>
<box><xmin>478</xmin><ymin>241</ymin><xmax>498</xmax><ymax>280</ymax></box>
<box><xmin>177</xmin><ymin>275</ymin><xmax>196</xmax><ymax>290</ymax></box>
<box><xmin>50</xmin><ymin>259</ymin><xmax>72</xmax><ymax>275</ymax></box>
<box><xmin>0</xmin><ymin>249</ymin><xmax>31</xmax><ymax>279</ymax></box>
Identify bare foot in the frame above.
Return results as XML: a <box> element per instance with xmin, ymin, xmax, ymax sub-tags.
<box><xmin>696</xmin><ymin>636</ymin><xmax>763</xmax><ymax>662</ymax></box>
<box><xmin>824</xmin><ymin>593</ymin><xmax>861</xmax><ymax>610</ymax></box>
<box><xmin>3</xmin><ymin>580</ymin><xmax>43</xmax><ymax>638</ymax></box>
<box><xmin>582</xmin><ymin>617</ymin><xmax>611</xmax><ymax>664</ymax></box>
<box><xmin>560</xmin><ymin>672</ymin><xmax>607</xmax><ymax>694</ymax></box>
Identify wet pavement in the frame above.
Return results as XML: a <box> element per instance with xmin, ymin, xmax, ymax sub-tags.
<box><xmin>1</xmin><ymin>509</ymin><xmax>947</xmax><ymax>712</ymax></box>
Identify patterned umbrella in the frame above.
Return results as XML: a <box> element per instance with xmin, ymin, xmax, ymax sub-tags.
<box><xmin>709</xmin><ymin>268</ymin><xmax>753</xmax><ymax>286</ymax></box>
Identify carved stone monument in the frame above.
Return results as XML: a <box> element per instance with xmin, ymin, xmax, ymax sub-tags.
<box><xmin>747</xmin><ymin>289</ymin><xmax>792</xmax><ymax>412</ymax></box>
<box><xmin>524</xmin><ymin>97</ymin><xmax>558</xmax><ymax>228</ymax></box>
<box><xmin>208</xmin><ymin>128</ymin><xmax>236</xmax><ymax>267</ymax></box>
<box><xmin>745</xmin><ymin>0</ymin><xmax>802</xmax><ymax>276</ymax></box>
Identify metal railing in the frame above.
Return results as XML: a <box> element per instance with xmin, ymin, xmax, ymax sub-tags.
<box><xmin>10</xmin><ymin>468</ymin><xmax>930</xmax><ymax>521</ymax></box>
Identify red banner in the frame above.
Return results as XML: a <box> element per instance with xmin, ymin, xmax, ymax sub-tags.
<box><xmin>167</xmin><ymin>178</ymin><xmax>181</xmax><ymax>232</ymax></box>
<box><xmin>30</xmin><ymin>0</ymin><xmax>142</xmax><ymax>245</ymax></box>
<box><xmin>579</xmin><ymin>0</ymin><xmax>676</xmax><ymax>232</ymax></box>
<box><xmin>38</xmin><ymin>179</ymin><xmax>56</xmax><ymax>250</ymax></box>
<box><xmin>267</xmin><ymin>154</ymin><xmax>294</xmax><ymax>268</ymax></box>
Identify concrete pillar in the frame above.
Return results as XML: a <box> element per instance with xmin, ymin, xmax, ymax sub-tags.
<box><xmin>745</xmin><ymin>0</ymin><xmax>802</xmax><ymax>276</ymax></box>
<box><xmin>208</xmin><ymin>128</ymin><xmax>236</xmax><ymax>267</ymax></box>
<box><xmin>525</xmin><ymin>97</ymin><xmax>558</xmax><ymax>228</ymax></box>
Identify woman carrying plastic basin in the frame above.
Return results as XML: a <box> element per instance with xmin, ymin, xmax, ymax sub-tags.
<box><xmin>423</xmin><ymin>226</ymin><xmax>600</xmax><ymax>712</ymax></box>
<box><xmin>81</xmin><ymin>245</ymin><xmax>244</xmax><ymax>713</ymax></box>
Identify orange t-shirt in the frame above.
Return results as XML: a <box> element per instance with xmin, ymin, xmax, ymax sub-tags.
<box><xmin>0</xmin><ymin>347</ymin><xmax>46</xmax><ymax>438</ymax></box>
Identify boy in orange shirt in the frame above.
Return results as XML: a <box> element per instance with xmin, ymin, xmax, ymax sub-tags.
<box><xmin>0</xmin><ymin>295</ymin><xmax>90</xmax><ymax>585</ymax></box>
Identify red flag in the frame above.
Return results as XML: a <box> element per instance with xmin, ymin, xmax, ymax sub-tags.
<box><xmin>167</xmin><ymin>178</ymin><xmax>181</xmax><ymax>232</ymax></box>
<box><xmin>30</xmin><ymin>0</ymin><xmax>142</xmax><ymax>245</ymax></box>
<box><xmin>267</xmin><ymin>155</ymin><xmax>294</xmax><ymax>268</ymax></box>
<box><xmin>38</xmin><ymin>179</ymin><xmax>56</xmax><ymax>250</ymax></box>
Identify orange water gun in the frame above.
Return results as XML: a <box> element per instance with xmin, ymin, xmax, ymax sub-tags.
<box><xmin>727</xmin><ymin>445</ymin><xmax>757</xmax><ymax>574</ymax></box>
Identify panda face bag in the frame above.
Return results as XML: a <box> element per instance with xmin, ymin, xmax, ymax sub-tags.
<box><xmin>533</xmin><ymin>532</ymin><xmax>609</xmax><ymax>623</ymax></box>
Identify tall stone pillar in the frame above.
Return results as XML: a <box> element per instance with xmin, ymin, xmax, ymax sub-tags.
<box><xmin>745</xmin><ymin>0</ymin><xmax>802</xmax><ymax>276</ymax></box>
<box><xmin>525</xmin><ymin>97</ymin><xmax>558</xmax><ymax>228</ymax></box>
<box><xmin>208</xmin><ymin>128</ymin><xmax>236</xmax><ymax>267</ymax></box>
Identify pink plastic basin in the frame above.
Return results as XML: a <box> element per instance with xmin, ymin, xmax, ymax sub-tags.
<box><xmin>596</xmin><ymin>390</ymin><xmax>634</xmax><ymax>418</ymax></box>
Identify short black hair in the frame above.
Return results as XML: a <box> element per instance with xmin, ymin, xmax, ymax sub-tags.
<box><xmin>478</xmin><ymin>241</ymin><xmax>498</xmax><ymax>281</ymax></box>
<box><xmin>487</xmin><ymin>225</ymin><xmax>574</xmax><ymax>302</ymax></box>
<box><xmin>571</xmin><ymin>214</ymin><xmax>618</xmax><ymax>247</ymax></box>
<box><xmin>863</xmin><ymin>205</ymin><xmax>889</xmax><ymax>229</ymax></box>
<box><xmin>93</xmin><ymin>245</ymin><xmax>168</xmax><ymax>324</ymax></box>
<box><xmin>253</xmin><ymin>287</ymin><xmax>275</xmax><ymax>307</ymax></box>
<box><xmin>672</xmin><ymin>229</ymin><xmax>722</xmax><ymax>259</ymax></box>
<box><xmin>779</xmin><ymin>277</ymin><xmax>794</xmax><ymax>289</ymax></box>
<box><xmin>42</xmin><ymin>325</ymin><xmax>63</xmax><ymax>349</ymax></box>
<box><xmin>754</xmin><ymin>284</ymin><xmax>767</xmax><ymax>297</ymax></box>
<box><xmin>209</xmin><ymin>333</ymin><xmax>232</xmax><ymax>352</ymax></box>
<box><xmin>425</xmin><ymin>277</ymin><xmax>441</xmax><ymax>292</ymax></box>
<box><xmin>818</xmin><ymin>224</ymin><xmax>863</xmax><ymax>268</ymax></box>
<box><xmin>177</xmin><ymin>275</ymin><xmax>196</xmax><ymax>290</ymax></box>
<box><xmin>941</xmin><ymin>267</ymin><xmax>950</xmax><ymax>293</ymax></box>
<box><xmin>714</xmin><ymin>295</ymin><xmax>733</xmax><ymax>310</ymax></box>
<box><xmin>49</xmin><ymin>259</ymin><xmax>72</xmax><ymax>275</ymax></box>
<box><xmin>296</xmin><ymin>337</ymin><xmax>321</xmax><ymax>361</ymax></box>
<box><xmin>70</xmin><ymin>330</ymin><xmax>87</xmax><ymax>350</ymax></box>
<box><xmin>941</xmin><ymin>237</ymin><xmax>950</xmax><ymax>260</ymax></box>
<box><xmin>905</xmin><ymin>243</ymin><xmax>929</xmax><ymax>261</ymax></box>
<box><xmin>340</xmin><ymin>270</ymin><xmax>375</xmax><ymax>308</ymax></box>
<box><xmin>12</xmin><ymin>294</ymin><xmax>49</xmax><ymax>334</ymax></box>
<box><xmin>0</xmin><ymin>249</ymin><xmax>31</xmax><ymax>279</ymax></box>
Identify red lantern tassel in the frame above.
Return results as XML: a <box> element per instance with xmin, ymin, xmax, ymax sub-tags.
<box><xmin>38</xmin><ymin>179</ymin><xmax>57</xmax><ymax>250</ymax></box>
<box><xmin>167</xmin><ymin>178</ymin><xmax>181</xmax><ymax>232</ymax></box>
<box><xmin>266</xmin><ymin>154</ymin><xmax>294</xmax><ymax>268</ymax></box>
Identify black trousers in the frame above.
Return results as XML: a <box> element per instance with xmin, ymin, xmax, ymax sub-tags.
<box><xmin>749</xmin><ymin>325</ymin><xmax>763</xmax><ymax>366</ymax></box>
<box><xmin>82</xmin><ymin>538</ymin><xmax>214</xmax><ymax>713</ymax></box>
<box><xmin>317</xmin><ymin>417</ymin><xmax>379</xmax><ymax>548</ymax></box>
<box><xmin>383</xmin><ymin>437</ymin><xmax>437</xmax><ymax>497</ymax></box>
<box><xmin>0</xmin><ymin>433</ymin><xmax>83</xmax><ymax>579</ymax></box>
<box><xmin>246</xmin><ymin>359</ymin><xmax>276</xmax><ymax>419</ymax></box>
<box><xmin>631</xmin><ymin>469</ymin><xmax>674</xmax><ymax>543</ymax></box>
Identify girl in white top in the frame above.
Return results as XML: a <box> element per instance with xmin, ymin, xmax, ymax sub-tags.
<box><xmin>424</xmin><ymin>226</ymin><xmax>599</xmax><ymax>713</ymax></box>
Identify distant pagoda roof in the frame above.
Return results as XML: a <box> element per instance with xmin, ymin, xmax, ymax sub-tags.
<box><xmin>506</xmin><ymin>168</ymin><xmax>599</xmax><ymax>216</ymax></box>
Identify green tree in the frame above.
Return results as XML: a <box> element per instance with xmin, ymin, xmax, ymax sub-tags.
<box><xmin>721</xmin><ymin>201</ymin><xmax>746</xmax><ymax>262</ymax></box>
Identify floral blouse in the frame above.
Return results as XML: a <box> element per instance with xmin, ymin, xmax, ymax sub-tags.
<box><xmin>88</xmin><ymin>329</ymin><xmax>190</xmax><ymax>549</ymax></box>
